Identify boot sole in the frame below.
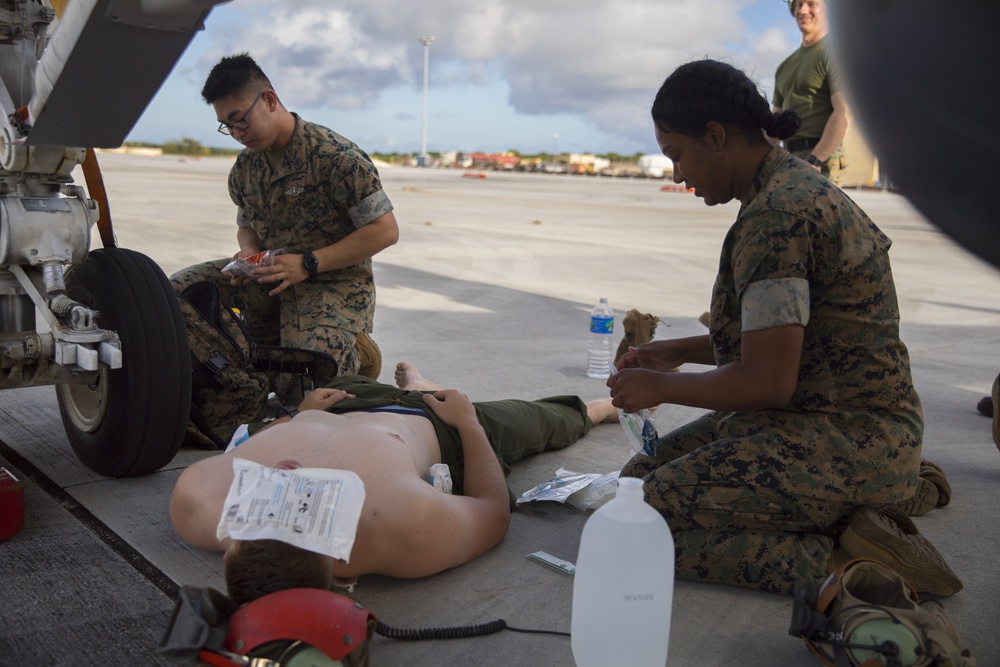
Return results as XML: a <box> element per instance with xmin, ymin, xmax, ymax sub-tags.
<box><xmin>894</xmin><ymin>477</ymin><xmax>939</xmax><ymax>516</ymax></box>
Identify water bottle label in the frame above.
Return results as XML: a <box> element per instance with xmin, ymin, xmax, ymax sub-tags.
<box><xmin>590</xmin><ymin>316</ymin><xmax>613</xmax><ymax>334</ymax></box>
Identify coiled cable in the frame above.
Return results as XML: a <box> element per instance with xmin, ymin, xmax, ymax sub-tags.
<box><xmin>375</xmin><ymin>619</ymin><xmax>569</xmax><ymax>641</ymax></box>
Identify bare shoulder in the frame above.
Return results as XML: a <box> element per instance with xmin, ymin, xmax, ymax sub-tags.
<box><xmin>173</xmin><ymin>453</ymin><xmax>235</xmax><ymax>502</ymax></box>
<box><xmin>170</xmin><ymin>454</ymin><xmax>237</xmax><ymax>551</ymax></box>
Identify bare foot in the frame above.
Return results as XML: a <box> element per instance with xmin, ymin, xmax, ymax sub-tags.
<box><xmin>395</xmin><ymin>362</ymin><xmax>445</xmax><ymax>391</ymax></box>
<box><xmin>586</xmin><ymin>397</ymin><xmax>618</xmax><ymax>424</ymax></box>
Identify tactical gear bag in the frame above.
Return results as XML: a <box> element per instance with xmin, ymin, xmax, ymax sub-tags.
<box><xmin>789</xmin><ymin>558</ymin><xmax>975</xmax><ymax>667</ymax></box>
<box><xmin>178</xmin><ymin>281</ymin><xmax>339</xmax><ymax>449</ymax></box>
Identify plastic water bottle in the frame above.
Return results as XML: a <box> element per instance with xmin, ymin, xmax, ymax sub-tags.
<box><xmin>571</xmin><ymin>477</ymin><xmax>674</xmax><ymax>667</ymax></box>
<box><xmin>587</xmin><ymin>298</ymin><xmax>614</xmax><ymax>379</ymax></box>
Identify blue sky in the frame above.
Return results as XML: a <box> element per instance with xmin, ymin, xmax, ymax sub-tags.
<box><xmin>128</xmin><ymin>0</ymin><xmax>801</xmax><ymax>156</ymax></box>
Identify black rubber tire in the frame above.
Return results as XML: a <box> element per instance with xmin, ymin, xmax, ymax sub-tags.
<box><xmin>55</xmin><ymin>248</ymin><xmax>191</xmax><ymax>477</ymax></box>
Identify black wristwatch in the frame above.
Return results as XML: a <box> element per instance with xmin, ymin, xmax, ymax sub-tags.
<box><xmin>275</xmin><ymin>405</ymin><xmax>299</xmax><ymax>420</ymax></box>
<box><xmin>302</xmin><ymin>250</ymin><xmax>319</xmax><ymax>278</ymax></box>
<box><xmin>805</xmin><ymin>154</ymin><xmax>824</xmax><ymax>167</ymax></box>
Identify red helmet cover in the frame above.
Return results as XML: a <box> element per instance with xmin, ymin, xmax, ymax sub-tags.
<box><xmin>225</xmin><ymin>588</ymin><xmax>376</xmax><ymax>661</ymax></box>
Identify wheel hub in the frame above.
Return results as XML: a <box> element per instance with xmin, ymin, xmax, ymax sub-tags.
<box><xmin>57</xmin><ymin>369</ymin><xmax>109</xmax><ymax>434</ymax></box>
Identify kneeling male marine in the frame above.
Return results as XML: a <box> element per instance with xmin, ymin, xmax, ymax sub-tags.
<box><xmin>170</xmin><ymin>362</ymin><xmax>617</xmax><ymax>604</ymax></box>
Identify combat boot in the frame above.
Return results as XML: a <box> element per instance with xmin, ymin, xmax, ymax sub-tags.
<box><xmin>833</xmin><ymin>505</ymin><xmax>962</xmax><ymax>597</ymax></box>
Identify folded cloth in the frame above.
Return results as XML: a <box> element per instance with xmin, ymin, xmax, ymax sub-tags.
<box><xmin>614</xmin><ymin>309</ymin><xmax>660</xmax><ymax>366</ymax></box>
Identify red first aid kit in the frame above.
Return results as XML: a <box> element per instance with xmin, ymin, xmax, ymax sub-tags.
<box><xmin>0</xmin><ymin>466</ymin><xmax>25</xmax><ymax>541</ymax></box>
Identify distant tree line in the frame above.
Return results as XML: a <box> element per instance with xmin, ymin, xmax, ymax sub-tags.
<box><xmin>131</xmin><ymin>139</ymin><xmax>645</xmax><ymax>162</ymax></box>
<box><xmin>368</xmin><ymin>150</ymin><xmax>647</xmax><ymax>165</ymax></box>
<box><xmin>127</xmin><ymin>138</ymin><xmax>240</xmax><ymax>157</ymax></box>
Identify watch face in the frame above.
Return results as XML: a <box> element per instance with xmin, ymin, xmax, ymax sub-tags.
<box><xmin>303</xmin><ymin>252</ymin><xmax>318</xmax><ymax>274</ymax></box>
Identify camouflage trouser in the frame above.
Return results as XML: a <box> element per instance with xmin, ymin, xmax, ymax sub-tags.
<box><xmin>791</xmin><ymin>145</ymin><xmax>847</xmax><ymax>186</ymax></box>
<box><xmin>170</xmin><ymin>259</ymin><xmax>361</xmax><ymax>377</ymax></box>
<box><xmin>621</xmin><ymin>410</ymin><xmax>902</xmax><ymax>595</ymax></box>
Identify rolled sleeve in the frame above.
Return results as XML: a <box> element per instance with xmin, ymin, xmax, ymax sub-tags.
<box><xmin>235</xmin><ymin>206</ymin><xmax>252</xmax><ymax>229</ymax></box>
<box><xmin>741</xmin><ymin>277</ymin><xmax>810</xmax><ymax>332</ymax></box>
<box><xmin>348</xmin><ymin>189</ymin><xmax>394</xmax><ymax>228</ymax></box>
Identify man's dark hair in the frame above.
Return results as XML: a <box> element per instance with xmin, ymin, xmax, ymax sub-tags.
<box><xmin>225</xmin><ymin>539</ymin><xmax>333</xmax><ymax>605</ymax></box>
<box><xmin>651</xmin><ymin>59</ymin><xmax>801</xmax><ymax>143</ymax></box>
<box><xmin>201</xmin><ymin>53</ymin><xmax>273</xmax><ymax>104</ymax></box>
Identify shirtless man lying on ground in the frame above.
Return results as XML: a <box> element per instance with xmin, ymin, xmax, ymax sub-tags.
<box><xmin>170</xmin><ymin>362</ymin><xmax>616</xmax><ymax>604</ymax></box>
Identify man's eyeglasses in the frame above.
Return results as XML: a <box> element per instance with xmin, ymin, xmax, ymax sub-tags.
<box><xmin>217</xmin><ymin>92</ymin><xmax>265</xmax><ymax>135</ymax></box>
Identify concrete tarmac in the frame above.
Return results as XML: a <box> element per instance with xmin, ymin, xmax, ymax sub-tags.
<box><xmin>1</xmin><ymin>153</ymin><xmax>999</xmax><ymax>665</ymax></box>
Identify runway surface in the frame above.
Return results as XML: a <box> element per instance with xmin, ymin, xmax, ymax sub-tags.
<box><xmin>1</xmin><ymin>153</ymin><xmax>998</xmax><ymax>665</ymax></box>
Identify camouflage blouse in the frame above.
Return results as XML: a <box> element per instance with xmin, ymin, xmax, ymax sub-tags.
<box><xmin>228</xmin><ymin>115</ymin><xmax>394</xmax><ymax>334</ymax></box>
<box><xmin>708</xmin><ymin>146</ymin><xmax>922</xmax><ymax>449</ymax></box>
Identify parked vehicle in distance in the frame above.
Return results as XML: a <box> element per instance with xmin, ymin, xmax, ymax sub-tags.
<box><xmin>638</xmin><ymin>154</ymin><xmax>673</xmax><ymax>179</ymax></box>
<box><xmin>599</xmin><ymin>163</ymin><xmax>643</xmax><ymax>178</ymax></box>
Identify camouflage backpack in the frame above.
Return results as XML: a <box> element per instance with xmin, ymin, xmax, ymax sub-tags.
<box><xmin>178</xmin><ymin>281</ymin><xmax>339</xmax><ymax>449</ymax></box>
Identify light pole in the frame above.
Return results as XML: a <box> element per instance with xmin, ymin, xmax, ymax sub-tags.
<box><xmin>420</xmin><ymin>36</ymin><xmax>435</xmax><ymax>164</ymax></box>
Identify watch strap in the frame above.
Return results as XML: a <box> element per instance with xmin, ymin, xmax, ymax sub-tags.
<box><xmin>275</xmin><ymin>405</ymin><xmax>299</xmax><ymax>419</ymax></box>
<box><xmin>302</xmin><ymin>251</ymin><xmax>319</xmax><ymax>278</ymax></box>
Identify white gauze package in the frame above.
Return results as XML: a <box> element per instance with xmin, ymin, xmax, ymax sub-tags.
<box><xmin>216</xmin><ymin>458</ymin><xmax>366</xmax><ymax>562</ymax></box>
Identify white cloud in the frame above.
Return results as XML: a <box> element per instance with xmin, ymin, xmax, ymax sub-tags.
<box><xmin>195</xmin><ymin>0</ymin><xmax>777</xmax><ymax>148</ymax></box>
<box><xmin>742</xmin><ymin>27</ymin><xmax>798</xmax><ymax>101</ymax></box>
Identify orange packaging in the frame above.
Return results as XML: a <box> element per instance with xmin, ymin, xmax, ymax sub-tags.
<box><xmin>0</xmin><ymin>466</ymin><xmax>25</xmax><ymax>541</ymax></box>
<box><xmin>242</xmin><ymin>250</ymin><xmax>270</xmax><ymax>266</ymax></box>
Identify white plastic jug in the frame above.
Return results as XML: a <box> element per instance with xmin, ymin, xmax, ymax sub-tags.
<box><xmin>571</xmin><ymin>476</ymin><xmax>675</xmax><ymax>667</ymax></box>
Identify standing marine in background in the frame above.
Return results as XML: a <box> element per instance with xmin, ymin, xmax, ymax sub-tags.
<box><xmin>171</xmin><ymin>53</ymin><xmax>399</xmax><ymax>380</ymax></box>
<box><xmin>772</xmin><ymin>0</ymin><xmax>850</xmax><ymax>185</ymax></box>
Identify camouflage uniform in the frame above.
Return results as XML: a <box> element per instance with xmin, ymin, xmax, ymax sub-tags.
<box><xmin>790</xmin><ymin>145</ymin><xmax>847</xmax><ymax>187</ymax></box>
<box><xmin>622</xmin><ymin>146</ymin><xmax>923</xmax><ymax>594</ymax></box>
<box><xmin>171</xmin><ymin>115</ymin><xmax>393</xmax><ymax>376</ymax></box>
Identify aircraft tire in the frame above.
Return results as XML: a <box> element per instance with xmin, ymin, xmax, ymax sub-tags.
<box><xmin>56</xmin><ymin>248</ymin><xmax>191</xmax><ymax>477</ymax></box>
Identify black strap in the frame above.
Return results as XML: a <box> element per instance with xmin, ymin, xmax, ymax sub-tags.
<box><xmin>785</xmin><ymin>137</ymin><xmax>819</xmax><ymax>153</ymax></box>
<box><xmin>188</xmin><ymin>406</ymin><xmax>227</xmax><ymax>450</ymax></box>
<box><xmin>254</xmin><ymin>346</ymin><xmax>339</xmax><ymax>381</ymax></box>
<box><xmin>180</xmin><ymin>281</ymin><xmax>257</xmax><ymax>366</ymax></box>
<box><xmin>190</xmin><ymin>352</ymin><xmax>230</xmax><ymax>391</ymax></box>
<box><xmin>157</xmin><ymin>587</ymin><xmax>239</xmax><ymax>660</ymax></box>
<box><xmin>788</xmin><ymin>582</ymin><xmax>828</xmax><ymax>638</ymax></box>
<box><xmin>188</xmin><ymin>405</ymin><xmax>229</xmax><ymax>449</ymax></box>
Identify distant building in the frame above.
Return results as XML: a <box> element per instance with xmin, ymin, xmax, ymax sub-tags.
<box><xmin>568</xmin><ymin>154</ymin><xmax>610</xmax><ymax>174</ymax></box>
<box><xmin>457</xmin><ymin>152</ymin><xmax>520</xmax><ymax>170</ymax></box>
<box><xmin>638</xmin><ymin>154</ymin><xmax>672</xmax><ymax>178</ymax></box>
